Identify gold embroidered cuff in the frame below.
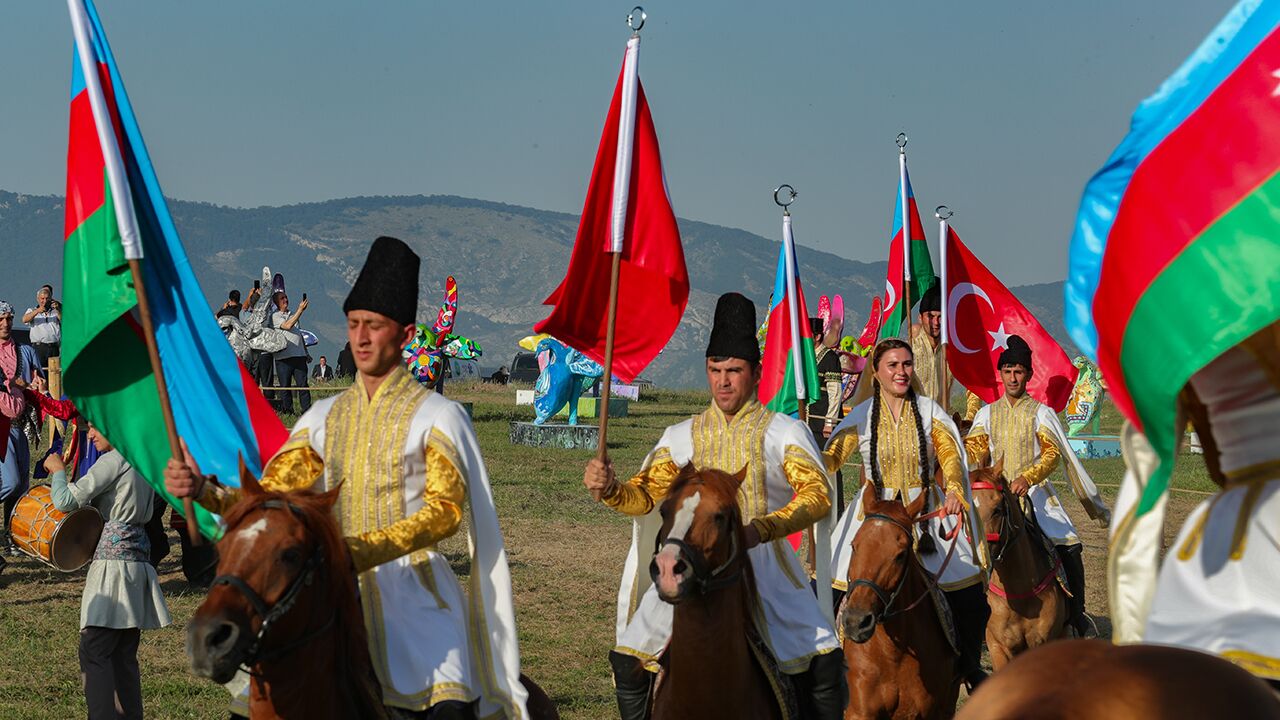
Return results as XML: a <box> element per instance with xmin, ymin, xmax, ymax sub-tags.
<box><xmin>603</xmin><ymin>453</ymin><xmax>680</xmax><ymax>517</ymax></box>
<box><xmin>823</xmin><ymin>428</ymin><xmax>858</xmax><ymax>475</ymax></box>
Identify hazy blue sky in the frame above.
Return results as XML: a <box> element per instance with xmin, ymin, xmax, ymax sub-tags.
<box><xmin>1</xmin><ymin>1</ymin><xmax>1234</xmax><ymax>284</ymax></box>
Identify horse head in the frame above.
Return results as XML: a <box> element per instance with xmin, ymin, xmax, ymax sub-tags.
<box><xmin>187</xmin><ymin>460</ymin><xmax>352</xmax><ymax>686</ymax></box>
<box><xmin>969</xmin><ymin>455</ymin><xmax>1024</xmax><ymax>563</ymax></box>
<box><xmin>650</xmin><ymin>464</ymin><xmax>750</xmax><ymax>604</ymax></box>
<box><xmin>840</xmin><ymin>482</ymin><xmax>927</xmax><ymax>643</ymax></box>
<box><xmin>951</xmin><ymin>411</ymin><xmax>974</xmax><ymax>438</ymax></box>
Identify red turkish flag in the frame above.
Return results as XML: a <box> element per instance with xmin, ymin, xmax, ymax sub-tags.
<box><xmin>944</xmin><ymin>227</ymin><xmax>1078</xmax><ymax>411</ymax></box>
<box><xmin>534</xmin><ymin>45</ymin><xmax>688</xmax><ymax>383</ymax></box>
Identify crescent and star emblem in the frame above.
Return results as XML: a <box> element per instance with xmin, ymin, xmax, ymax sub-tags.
<box><xmin>947</xmin><ymin>283</ymin><xmax>1013</xmax><ymax>354</ymax></box>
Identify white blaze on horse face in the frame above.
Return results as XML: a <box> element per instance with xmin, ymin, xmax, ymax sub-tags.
<box><xmin>659</xmin><ymin>491</ymin><xmax>702</xmax><ymax>564</ymax></box>
<box><xmin>235</xmin><ymin>517</ymin><xmax>270</xmax><ymax>549</ymax></box>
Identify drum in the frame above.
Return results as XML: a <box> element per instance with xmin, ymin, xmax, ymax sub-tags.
<box><xmin>10</xmin><ymin>485</ymin><xmax>103</xmax><ymax>571</ymax></box>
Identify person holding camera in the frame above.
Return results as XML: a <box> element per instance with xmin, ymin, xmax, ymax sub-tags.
<box><xmin>23</xmin><ymin>284</ymin><xmax>61</xmax><ymax>372</ymax></box>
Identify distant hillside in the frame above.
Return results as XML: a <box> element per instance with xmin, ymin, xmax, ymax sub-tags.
<box><xmin>0</xmin><ymin>190</ymin><xmax>1070</xmax><ymax>387</ymax></box>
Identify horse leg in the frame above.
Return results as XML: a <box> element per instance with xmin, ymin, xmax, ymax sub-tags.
<box><xmin>519</xmin><ymin>674</ymin><xmax>561</xmax><ymax>720</ymax></box>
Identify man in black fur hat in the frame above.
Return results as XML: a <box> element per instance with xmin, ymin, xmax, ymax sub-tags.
<box><xmin>964</xmin><ymin>335</ymin><xmax>1109</xmax><ymax>637</ymax></box>
<box><xmin>165</xmin><ymin>237</ymin><xmax>530</xmax><ymax>719</ymax></box>
<box><xmin>584</xmin><ymin>292</ymin><xmax>847</xmax><ymax>720</ymax></box>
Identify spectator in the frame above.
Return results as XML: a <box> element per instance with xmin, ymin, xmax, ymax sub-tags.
<box><xmin>0</xmin><ymin>302</ymin><xmax>31</xmax><ymax>559</ymax></box>
<box><xmin>215</xmin><ymin>289</ymin><xmax>242</xmax><ymax>320</ymax></box>
<box><xmin>488</xmin><ymin>366</ymin><xmax>510</xmax><ymax>384</ymax></box>
<box><xmin>23</xmin><ymin>284</ymin><xmax>61</xmax><ymax>372</ymax></box>
<box><xmin>270</xmin><ymin>291</ymin><xmax>311</xmax><ymax>414</ymax></box>
<box><xmin>312</xmin><ymin>355</ymin><xmax>335</xmax><ymax>381</ymax></box>
<box><xmin>337</xmin><ymin>342</ymin><xmax>355</xmax><ymax>378</ymax></box>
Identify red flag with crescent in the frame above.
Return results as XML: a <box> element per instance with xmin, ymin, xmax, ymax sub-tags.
<box><xmin>943</xmin><ymin>226</ymin><xmax>1077</xmax><ymax>411</ymax></box>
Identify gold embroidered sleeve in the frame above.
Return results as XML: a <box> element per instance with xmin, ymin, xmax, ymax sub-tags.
<box><xmin>964</xmin><ymin>432</ymin><xmax>990</xmax><ymax>467</ymax></box>
<box><xmin>964</xmin><ymin>392</ymin><xmax>983</xmax><ymax>422</ymax></box>
<box><xmin>345</xmin><ymin>433</ymin><xmax>465</xmax><ymax>573</ymax></box>
<box><xmin>1019</xmin><ymin>430</ymin><xmax>1061</xmax><ymax>486</ymax></box>
<box><xmin>751</xmin><ymin>448</ymin><xmax>832</xmax><ymax>543</ymax></box>
<box><xmin>823</xmin><ymin>427</ymin><xmax>859</xmax><ymax>475</ymax></box>
<box><xmin>931</xmin><ymin>425</ymin><xmax>966</xmax><ymax>502</ymax></box>
<box><xmin>603</xmin><ymin>449</ymin><xmax>679</xmax><ymax>516</ymax></box>
<box><xmin>196</xmin><ymin>432</ymin><xmax>324</xmax><ymax>516</ymax></box>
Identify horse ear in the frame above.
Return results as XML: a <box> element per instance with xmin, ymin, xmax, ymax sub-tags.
<box><xmin>951</xmin><ymin>412</ymin><xmax>963</xmax><ymax>426</ymax></box>
<box><xmin>239</xmin><ymin>453</ymin><xmax>265</xmax><ymax>496</ymax></box>
<box><xmin>317</xmin><ymin>481</ymin><xmax>342</xmax><ymax>510</ymax></box>
<box><xmin>992</xmin><ymin>453</ymin><xmax>1006</xmax><ymax>479</ymax></box>
<box><xmin>905</xmin><ymin>487</ymin><xmax>928</xmax><ymax>518</ymax></box>
<box><xmin>730</xmin><ymin>464</ymin><xmax>749</xmax><ymax>488</ymax></box>
<box><xmin>678</xmin><ymin>462</ymin><xmax>699</xmax><ymax>481</ymax></box>
<box><xmin>860</xmin><ymin>481</ymin><xmax>878</xmax><ymax>513</ymax></box>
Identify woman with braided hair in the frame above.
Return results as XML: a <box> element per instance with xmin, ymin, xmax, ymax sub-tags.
<box><xmin>824</xmin><ymin>337</ymin><xmax>992</xmax><ymax>690</ymax></box>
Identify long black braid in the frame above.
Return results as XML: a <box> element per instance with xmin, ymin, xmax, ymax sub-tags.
<box><xmin>868</xmin><ymin>378</ymin><xmax>883</xmax><ymax>494</ymax></box>
<box><xmin>907</xmin><ymin>385</ymin><xmax>937</xmax><ymax>554</ymax></box>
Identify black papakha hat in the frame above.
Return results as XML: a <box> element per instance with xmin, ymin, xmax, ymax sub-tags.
<box><xmin>706</xmin><ymin>292</ymin><xmax>760</xmax><ymax>364</ymax></box>
<box><xmin>998</xmin><ymin>335</ymin><xmax>1033</xmax><ymax>370</ymax></box>
<box><xmin>809</xmin><ymin>317</ymin><xmax>824</xmax><ymax>336</ymax></box>
<box><xmin>918</xmin><ymin>283</ymin><xmax>941</xmax><ymax>313</ymax></box>
<box><xmin>343</xmin><ymin>236</ymin><xmax>420</xmax><ymax>327</ymax></box>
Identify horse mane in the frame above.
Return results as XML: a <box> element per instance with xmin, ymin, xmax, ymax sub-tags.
<box><xmin>225</xmin><ymin>487</ymin><xmax>386</xmax><ymax>716</ymax></box>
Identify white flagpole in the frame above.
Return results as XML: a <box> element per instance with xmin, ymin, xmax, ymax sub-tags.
<box><xmin>937</xmin><ymin>207</ymin><xmax>953</xmax><ymax>414</ymax></box>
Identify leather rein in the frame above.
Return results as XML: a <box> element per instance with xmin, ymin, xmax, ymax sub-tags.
<box><xmin>841</xmin><ymin>506</ymin><xmax>961</xmax><ymax>623</ymax></box>
<box><xmin>971</xmin><ymin>479</ymin><xmax>1061</xmax><ymax>601</ymax></box>
<box><xmin>210</xmin><ymin>499</ymin><xmax>337</xmax><ymax>674</ymax></box>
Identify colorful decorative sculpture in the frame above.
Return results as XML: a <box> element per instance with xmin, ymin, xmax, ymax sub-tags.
<box><xmin>402</xmin><ymin>276</ymin><xmax>483</xmax><ymax>387</ymax></box>
<box><xmin>1065</xmin><ymin>355</ymin><xmax>1106</xmax><ymax>437</ymax></box>
<box><xmin>526</xmin><ymin>336</ymin><xmax>604</xmax><ymax>426</ymax></box>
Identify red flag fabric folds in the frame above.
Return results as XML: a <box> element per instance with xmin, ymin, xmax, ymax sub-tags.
<box><xmin>534</xmin><ymin>55</ymin><xmax>688</xmax><ymax>383</ymax></box>
<box><xmin>943</xmin><ymin>227</ymin><xmax>1077</xmax><ymax>411</ymax></box>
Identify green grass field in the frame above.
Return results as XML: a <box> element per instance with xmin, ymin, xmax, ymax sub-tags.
<box><xmin>0</xmin><ymin>383</ymin><xmax>1214</xmax><ymax>718</ymax></box>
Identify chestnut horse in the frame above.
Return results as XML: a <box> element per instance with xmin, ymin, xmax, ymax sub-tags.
<box><xmin>649</xmin><ymin>465</ymin><xmax>782</xmax><ymax>720</ymax></box>
<box><xmin>956</xmin><ymin>639</ymin><xmax>1280</xmax><ymax>719</ymax></box>
<box><xmin>969</xmin><ymin>458</ymin><xmax>1067</xmax><ymax>670</ymax></box>
<box><xmin>187</xmin><ymin>470</ymin><xmax>558</xmax><ymax>720</ymax></box>
<box><xmin>839</xmin><ymin>483</ymin><xmax>959</xmax><ymax>720</ymax></box>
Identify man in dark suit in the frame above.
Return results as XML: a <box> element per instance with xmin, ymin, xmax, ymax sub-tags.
<box><xmin>311</xmin><ymin>355</ymin><xmax>335</xmax><ymax>381</ymax></box>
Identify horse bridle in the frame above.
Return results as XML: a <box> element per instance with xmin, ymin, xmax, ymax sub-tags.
<box><xmin>841</xmin><ymin>507</ymin><xmax>961</xmax><ymax>624</ymax></box>
<box><xmin>971</xmin><ymin>480</ymin><xmax>1023</xmax><ymax>564</ymax></box>
<box><xmin>650</xmin><ymin>521</ymin><xmax>743</xmax><ymax>596</ymax></box>
<box><xmin>210</xmin><ymin>499</ymin><xmax>336</xmax><ymax>671</ymax></box>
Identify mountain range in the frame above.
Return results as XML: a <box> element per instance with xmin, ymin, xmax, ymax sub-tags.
<box><xmin>0</xmin><ymin>190</ymin><xmax>1071</xmax><ymax>388</ymax></box>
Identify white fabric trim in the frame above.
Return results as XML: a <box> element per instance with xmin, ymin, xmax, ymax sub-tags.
<box><xmin>609</xmin><ymin>36</ymin><xmax>640</xmax><ymax>254</ymax></box>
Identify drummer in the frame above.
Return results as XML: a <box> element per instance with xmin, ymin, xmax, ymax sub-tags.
<box><xmin>46</xmin><ymin>426</ymin><xmax>170</xmax><ymax>720</ymax></box>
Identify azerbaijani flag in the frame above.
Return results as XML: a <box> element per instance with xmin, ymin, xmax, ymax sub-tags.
<box><xmin>760</xmin><ymin>214</ymin><xmax>820</xmax><ymax>415</ymax></box>
<box><xmin>64</xmin><ymin>0</ymin><xmax>287</xmax><ymax>539</ymax></box>
<box><xmin>878</xmin><ymin>164</ymin><xmax>937</xmax><ymax>341</ymax></box>
<box><xmin>1065</xmin><ymin>0</ymin><xmax>1280</xmax><ymax>514</ymax></box>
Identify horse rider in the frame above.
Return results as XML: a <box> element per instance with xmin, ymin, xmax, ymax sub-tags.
<box><xmin>825</xmin><ymin>337</ymin><xmax>992</xmax><ymax>691</ymax></box>
<box><xmin>911</xmin><ymin>285</ymin><xmax>952</xmax><ymax>412</ymax></box>
<box><xmin>165</xmin><ymin>237</ymin><xmax>528</xmax><ymax>720</ymax></box>
<box><xmin>583</xmin><ymin>292</ymin><xmax>847</xmax><ymax>720</ymax></box>
<box><xmin>1111</xmin><ymin>320</ymin><xmax>1280</xmax><ymax>690</ymax></box>
<box><xmin>963</xmin><ymin>335</ymin><xmax>1111</xmax><ymax>637</ymax></box>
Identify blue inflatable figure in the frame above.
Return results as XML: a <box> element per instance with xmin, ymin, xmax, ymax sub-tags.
<box><xmin>532</xmin><ymin>337</ymin><xmax>604</xmax><ymax>425</ymax></box>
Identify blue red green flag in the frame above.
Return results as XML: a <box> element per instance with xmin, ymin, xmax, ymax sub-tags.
<box><xmin>1065</xmin><ymin>0</ymin><xmax>1280</xmax><ymax>514</ymax></box>
<box><xmin>760</xmin><ymin>215</ymin><xmax>820</xmax><ymax>415</ymax></box>
<box><xmin>64</xmin><ymin>0</ymin><xmax>287</xmax><ymax>539</ymax></box>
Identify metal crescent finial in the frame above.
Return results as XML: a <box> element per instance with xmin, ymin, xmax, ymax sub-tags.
<box><xmin>774</xmin><ymin>184</ymin><xmax>798</xmax><ymax>210</ymax></box>
<box><xmin>896</xmin><ymin>132</ymin><xmax>908</xmax><ymax>153</ymax></box>
<box><xmin>628</xmin><ymin>6</ymin><xmax>646</xmax><ymax>33</ymax></box>
<box><xmin>935</xmin><ymin>205</ymin><xmax>953</xmax><ymax>220</ymax></box>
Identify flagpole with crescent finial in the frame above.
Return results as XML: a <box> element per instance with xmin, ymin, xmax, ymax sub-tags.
<box><xmin>937</xmin><ymin>205</ymin><xmax>953</xmax><ymax>413</ymax></box>
<box><xmin>775</xmin><ymin>184</ymin><xmax>808</xmax><ymax>424</ymax></box>
<box><xmin>595</xmin><ymin>6</ymin><xmax>646</xmax><ymax>463</ymax></box>
<box><xmin>898</xmin><ymin>133</ymin><xmax>913</xmax><ymax>341</ymax></box>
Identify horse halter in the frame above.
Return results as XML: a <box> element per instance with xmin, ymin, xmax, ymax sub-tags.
<box><xmin>843</xmin><ymin>512</ymin><xmax>917</xmax><ymax>622</ymax></box>
<box><xmin>649</xmin><ymin>520</ymin><xmax>743</xmax><ymax>596</ymax></box>
<box><xmin>971</xmin><ymin>479</ymin><xmax>1022</xmax><ymax>564</ymax></box>
<box><xmin>210</xmin><ymin>499</ymin><xmax>334</xmax><ymax>670</ymax></box>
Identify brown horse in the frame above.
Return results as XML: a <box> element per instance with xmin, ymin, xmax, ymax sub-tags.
<box><xmin>649</xmin><ymin>465</ymin><xmax>782</xmax><ymax>720</ymax></box>
<box><xmin>969</xmin><ymin>458</ymin><xmax>1067</xmax><ymax>670</ymax></box>
<box><xmin>839</xmin><ymin>483</ymin><xmax>959</xmax><ymax>720</ymax></box>
<box><xmin>956</xmin><ymin>639</ymin><xmax>1280</xmax><ymax>719</ymax></box>
<box><xmin>187</xmin><ymin>470</ymin><xmax>558</xmax><ymax>720</ymax></box>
